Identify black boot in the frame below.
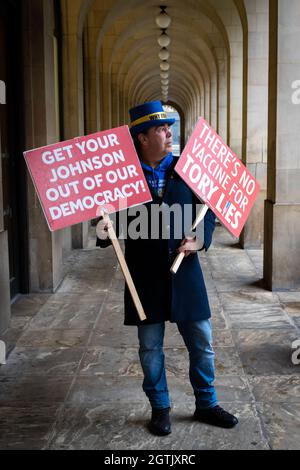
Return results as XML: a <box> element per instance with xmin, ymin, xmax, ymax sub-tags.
<box><xmin>148</xmin><ymin>407</ymin><xmax>171</xmax><ymax>436</ymax></box>
<box><xmin>194</xmin><ymin>405</ymin><xmax>238</xmax><ymax>429</ymax></box>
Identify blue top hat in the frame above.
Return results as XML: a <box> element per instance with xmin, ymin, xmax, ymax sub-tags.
<box><xmin>129</xmin><ymin>100</ymin><xmax>175</xmax><ymax>137</ymax></box>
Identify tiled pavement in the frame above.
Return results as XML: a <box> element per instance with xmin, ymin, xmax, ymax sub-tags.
<box><xmin>0</xmin><ymin>226</ymin><xmax>299</xmax><ymax>450</ymax></box>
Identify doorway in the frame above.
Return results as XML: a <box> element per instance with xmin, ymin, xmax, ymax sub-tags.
<box><xmin>0</xmin><ymin>0</ymin><xmax>28</xmax><ymax>299</ymax></box>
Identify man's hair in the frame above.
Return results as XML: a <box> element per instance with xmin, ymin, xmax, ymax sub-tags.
<box><xmin>133</xmin><ymin>129</ymin><xmax>150</xmax><ymax>157</ymax></box>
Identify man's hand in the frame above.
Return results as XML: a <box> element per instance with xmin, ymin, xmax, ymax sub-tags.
<box><xmin>96</xmin><ymin>209</ymin><xmax>113</xmax><ymax>240</ymax></box>
<box><xmin>176</xmin><ymin>235</ymin><xmax>202</xmax><ymax>258</ymax></box>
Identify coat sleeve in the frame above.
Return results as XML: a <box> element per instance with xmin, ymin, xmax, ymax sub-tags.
<box><xmin>203</xmin><ymin>208</ymin><xmax>216</xmax><ymax>251</ymax></box>
<box><xmin>96</xmin><ymin>236</ymin><xmax>112</xmax><ymax>248</ymax></box>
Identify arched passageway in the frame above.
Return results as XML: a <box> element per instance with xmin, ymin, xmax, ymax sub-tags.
<box><xmin>0</xmin><ymin>0</ymin><xmax>300</xmax><ymax>334</ymax></box>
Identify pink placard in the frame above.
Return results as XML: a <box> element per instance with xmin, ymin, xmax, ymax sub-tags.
<box><xmin>175</xmin><ymin>118</ymin><xmax>260</xmax><ymax>238</ymax></box>
<box><xmin>24</xmin><ymin>126</ymin><xmax>152</xmax><ymax>231</ymax></box>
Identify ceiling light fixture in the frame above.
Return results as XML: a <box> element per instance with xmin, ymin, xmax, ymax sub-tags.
<box><xmin>156</xmin><ymin>6</ymin><xmax>171</xmax><ymax>103</ymax></box>
<box><xmin>160</xmin><ymin>72</ymin><xmax>169</xmax><ymax>79</ymax></box>
<box><xmin>158</xmin><ymin>47</ymin><xmax>170</xmax><ymax>60</ymax></box>
<box><xmin>158</xmin><ymin>48</ymin><xmax>170</xmax><ymax>61</ymax></box>
<box><xmin>158</xmin><ymin>31</ymin><xmax>170</xmax><ymax>48</ymax></box>
<box><xmin>160</xmin><ymin>61</ymin><xmax>170</xmax><ymax>71</ymax></box>
<box><xmin>155</xmin><ymin>6</ymin><xmax>171</xmax><ymax>29</ymax></box>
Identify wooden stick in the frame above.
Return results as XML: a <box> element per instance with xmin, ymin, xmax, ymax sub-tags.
<box><xmin>170</xmin><ymin>252</ymin><xmax>185</xmax><ymax>275</ymax></box>
<box><xmin>190</xmin><ymin>204</ymin><xmax>209</xmax><ymax>231</ymax></box>
<box><xmin>170</xmin><ymin>204</ymin><xmax>209</xmax><ymax>275</ymax></box>
<box><xmin>102</xmin><ymin>213</ymin><xmax>147</xmax><ymax>322</ymax></box>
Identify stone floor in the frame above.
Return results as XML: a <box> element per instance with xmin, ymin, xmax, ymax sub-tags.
<box><xmin>0</xmin><ymin>225</ymin><xmax>300</xmax><ymax>450</ymax></box>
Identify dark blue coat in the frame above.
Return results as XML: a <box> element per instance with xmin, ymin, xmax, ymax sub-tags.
<box><xmin>96</xmin><ymin>157</ymin><xmax>216</xmax><ymax>326</ymax></box>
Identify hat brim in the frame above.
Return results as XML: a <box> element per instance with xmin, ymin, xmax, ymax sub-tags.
<box><xmin>130</xmin><ymin>118</ymin><xmax>176</xmax><ymax>137</ymax></box>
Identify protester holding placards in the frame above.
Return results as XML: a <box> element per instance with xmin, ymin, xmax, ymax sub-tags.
<box><xmin>96</xmin><ymin>101</ymin><xmax>238</xmax><ymax>436</ymax></box>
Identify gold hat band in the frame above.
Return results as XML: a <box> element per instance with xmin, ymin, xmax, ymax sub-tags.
<box><xmin>130</xmin><ymin>112</ymin><xmax>167</xmax><ymax>127</ymax></box>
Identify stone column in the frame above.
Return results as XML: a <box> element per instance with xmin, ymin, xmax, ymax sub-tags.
<box><xmin>241</xmin><ymin>0</ymin><xmax>269</xmax><ymax>248</ymax></box>
<box><xmin>23</xmin><ymin>0</ymin><xmax>64</xmax><ymax>292</ymax></box>
<box><xmin>61</xmin><ymin>0</ymin><xmax>88</xmax><ymax>248</ymax></box>
<box><xmin>216</xmin><ymin>47</ymin><xmax>228</xmax><ymax>141</ymax></box>
<box><xmin>264</xmin><ymin>0</ymin><xmax>300</xmax><ymax>290</ymax></box>
<box><xmin>210</xmin><ymin>70</ymin><xmax>217</xmax><ymax>130</ymax></box>
<box><xmin>0</xmin><ymin>83</ymin><xmax>11</xmax><ymax>334</ymax></box>
<box><xmin>100</xmin><ymin>40</ymin><xmax>115</xmax><ymax>130</ymax></box>
<box><xmin>111</xmin><ymin>67</ymin><xmax>120</xmax><ymax>128</ymax></box>
<box><xmin>212</xmin><ymin>3</ymin><xmax>243</xmax><ymax>157</ymax></box>
<box><xmin>83</xmin><ymin>14</ymin><xmax>99</xmax><ymax>134</ymax></box>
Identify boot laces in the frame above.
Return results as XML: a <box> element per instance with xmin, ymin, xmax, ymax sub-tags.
<box><xmin>213</xmin><ymin>405</ymin><xmax>230</xmax><ymax>417</ymax></box>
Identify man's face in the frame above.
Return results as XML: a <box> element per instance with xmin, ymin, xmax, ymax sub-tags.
<box><xmin>140</xmin><ymin>124</ymin><xmax>173</xmax><ymax>159</ymax></box>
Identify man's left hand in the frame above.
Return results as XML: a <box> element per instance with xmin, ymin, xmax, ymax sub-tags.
<box><xmin>177</xmin><ymin>236</ymin><xmax>202</xmax><ymax>258</ymax></box>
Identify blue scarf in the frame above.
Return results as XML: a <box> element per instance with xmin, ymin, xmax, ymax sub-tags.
<box><xmin>140</xmin><ymin>153</ymin><xmax>174</xmax><ymax>198</ymax></box>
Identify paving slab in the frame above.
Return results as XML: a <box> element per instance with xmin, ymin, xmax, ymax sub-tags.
<box><xmin>11</xmin><ymin>294</ymin><xmax>51</xmax><ymax>317</ymax></box>
<box><xmin>77</xmin><ymin>345</ymin><xmax>244</xmax><ymax>379</ymax></box>
<box><xmin>66</xmin><ymin>375</ymin><xmax>253</xmax><ymax>407</ymax></box>
<box><xmin>232</xmin><ymin>329</ymin><xmax>299</xmax><ymax>376</ymax></box>
<box><xmin>47</xmin><ymin>402</ymin><xmax>269</xmax><ymax>450</ymax></box>
<box><xmin>214</xmin><ymin>277</ymin><xmax>266</xmax><ymax>293</ymax></box>
<box><xmin>27</xmin><ymin>298</ymin><xmax>104</xmax><ymax>330</ymax></box>
<box><xmin>281</xmin><ymin>302</ymin><xmax>300</xmax><ymax>330</ymax></box>
<box><xmin>0</xmin><ymin>375</ymin><xmax>72</xmax><ymax>405</ymax></box>
<box><xmin>256</xmin><ymin>402</ymin><xmax>300</xmax><ymax>450</ymax></box>
<box><xmin>17</xmin><ymin>329</ymin><xmax>91</xmax><ymax>348</ymax></box>
<box><xmin>0</xmin><ymin>226</ymin><xmax>299</xmax><ymax>449</ymax></box>
<box><xmin>0</xmin><ymin>347</ymin><xmax>85</xmax><ymax>377</ymax></box>
<box><xmin>248</xmin><ymin>376</ymin><xmax>300</xmax><ymax>403</ymax></box>
<box><xmin>0</xmin><ymin>405</ymin><xmax>61</xmax><ymax>450</ymax></box>
<box><xmin>1</xmin><ymin>328</ymin><xmax>24</xmax><ymax>357</ymax></box>
<box><xmin>277</xmin><ymin>292</ymin><xmax>300</xmax><ymax>303</ymax></box>
<box><xmin>207</xmin><ymin>253</ymin><xmax>257</xmax><ymax>280</ymax></box>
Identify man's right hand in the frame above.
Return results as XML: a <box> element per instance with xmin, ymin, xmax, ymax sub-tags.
<box><xmin>96</xmin><ymin>210</ymin><xmax>113</xmax><ymax>240</ymax></box>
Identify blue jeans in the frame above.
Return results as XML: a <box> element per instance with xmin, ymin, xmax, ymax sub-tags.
<box><xmin>137</xmin><ymin>320</ymin><xmax>218</xmax><ymax>410</ymax></box>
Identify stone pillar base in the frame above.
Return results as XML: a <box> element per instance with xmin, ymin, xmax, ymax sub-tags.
<box><xmin>0</xmin><ymin>231</ymin><xmax>11</xmax><ymax>335</ymax></box>
<box><xmin>264</xmin><ymin>200</ymin><xmax>300</xmax><ymax>290</ymax></box>
<box><xmin>241</xmin><ymin>190</ymin><xmax>266</xmax><ymax>249</ymax></box>
<box><xmin>72</xmin><ymin>222</ymin><xmax>89</xmax><ymax>249</ymax></box>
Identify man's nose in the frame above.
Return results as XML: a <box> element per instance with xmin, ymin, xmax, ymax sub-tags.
<box><xmin>165</xmin><ymin>126</ymin><xmax>172</xmax><ymax>137</ymax></box>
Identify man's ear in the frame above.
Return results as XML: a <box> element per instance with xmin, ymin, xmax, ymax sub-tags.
<box><xmin>137</xmin><ymin>132</ymin><xmax>148</xmax><ymax>147</ymax></box>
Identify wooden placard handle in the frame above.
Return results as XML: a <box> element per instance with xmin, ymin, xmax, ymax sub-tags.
<box><xmin>170</xmin><ymin>204</ymin><xmax>209</xmax><ymax>275</ymax></box>
<box><xmin>101</xmin><ymin>213</ymin><xmax>147</xmax><ymax>322</ymax></box>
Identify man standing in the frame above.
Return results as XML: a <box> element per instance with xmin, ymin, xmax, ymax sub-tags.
<box><xmin>96</xmin><ymin>101</ymin><xmax>238</xmax><ymax>435</ymax></box>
